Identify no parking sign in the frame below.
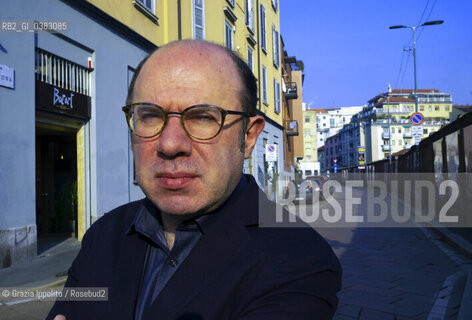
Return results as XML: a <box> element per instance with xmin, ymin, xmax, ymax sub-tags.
<box><xmin>265</xmin><ymin>144</ymin><xmax>277</xmax><ymax>162</ymax></box>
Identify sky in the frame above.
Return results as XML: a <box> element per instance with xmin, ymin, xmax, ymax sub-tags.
<box><xmin>279</xmin><ymin>0</ymin><xmax>472</xmax><ymax>109</ymax></box>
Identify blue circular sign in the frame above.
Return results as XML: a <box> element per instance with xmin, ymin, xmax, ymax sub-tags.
<box><xmin>410</xmin><ymin>112</ymin><xmax>424</xmax><ymax>125</ymax></box>
<box><xmin>267</xmin><ymin>145</ymin><xmax>275</xmax><ymax>152</ymax></box>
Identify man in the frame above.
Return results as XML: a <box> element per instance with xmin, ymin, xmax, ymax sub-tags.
<box><xmin>48</xmin><ymin>40</ymin><xmax>341</xmax><ymax>320</ymax></box>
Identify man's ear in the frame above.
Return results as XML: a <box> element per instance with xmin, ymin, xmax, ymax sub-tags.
<box><xmin>244</xmin><ymin>116</ymin><xmax>265</xmax><ymax>159</ymax></box>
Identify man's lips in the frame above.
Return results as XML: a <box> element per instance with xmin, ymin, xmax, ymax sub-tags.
<box><xmin>155</xmin><ymin>173</ymin><xmax>198</xmax><ymax>190</ymax></box>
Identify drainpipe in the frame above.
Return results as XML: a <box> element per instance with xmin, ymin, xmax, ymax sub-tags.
<box><xmin>178</xmin><ymin>0</ymin><xmax>182</xmax><ymax>40</ymax></box>
<box><xmin>256</xmin><ymin>0</ymin><xmax>261</xmax><ymax>111</ymax></box>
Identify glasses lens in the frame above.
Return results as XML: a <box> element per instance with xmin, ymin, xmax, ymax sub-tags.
<box><xmin>183</xmin><ymin>106</ymin><xmax>223</xmax><ymax>139</ymax></box>
<box><xmin>131</xmin><ymin>104</ymin><xmax>165</xmax><ymax>137</ymax></box>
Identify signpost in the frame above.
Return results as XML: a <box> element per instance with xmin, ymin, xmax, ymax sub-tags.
<box><xmin>410</xmin><ymin>112</ymin><xmax>424</xmax><ymax>145</ymax></box>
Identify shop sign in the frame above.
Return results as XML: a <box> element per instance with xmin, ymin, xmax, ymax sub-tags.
<box><xmin>35</xmin><ymin>80</ymin><xmax>91</xmax><ymax>120</ymax></box>
<box><xmin>0</xmin><ymin>64</ymin><xmax>14</xmax><ymax>89</ymax></box>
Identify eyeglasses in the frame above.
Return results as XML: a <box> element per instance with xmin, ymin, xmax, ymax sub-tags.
<box><xmin>122</xmin><ymin>103</ymin><xmax>255</xmax><ymax>140</ymax></box>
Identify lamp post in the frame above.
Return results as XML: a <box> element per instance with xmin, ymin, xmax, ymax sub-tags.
<box><xmin>386</xmin><ymin>87</ymin><xmax>392</xmax><ymax>172</ymax></box>
<box><xmin>389</xmin><ymin>20</ymin><xmax>443</xmax><ymax>113</ymax></box>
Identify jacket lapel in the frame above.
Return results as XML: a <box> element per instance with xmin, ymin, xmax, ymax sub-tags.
<box><xmin>111</xmin><ymin>226</ymin><xmax>148</xmax><ymax>318</ymax></box>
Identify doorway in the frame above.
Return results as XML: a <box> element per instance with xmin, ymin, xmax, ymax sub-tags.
<box><xmin>36</xmin><ymin>124</ymin><xmax>78</xmax><ymax>250</ymax></box>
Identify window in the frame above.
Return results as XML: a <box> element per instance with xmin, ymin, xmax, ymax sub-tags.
<box><xmin>424</xmin><ymin>128</ymin><xmax>428</xmax><ymax>134</ymax></box>
<box><xmin>260</xmin><ymin>5</ymin><xmax>266</xmax><ymax>51</ymax></box>
<box><xmin>137</xmin><ymin>0</ymin><xmax>154</xmax><ymax>12</ymax></box>
<box><xmin>323</xmin><ymin>123</ymin><xmax>326</xmax><ymax>127</ymax></box>
<box><xmin>428</xmin><ymin>106</ymin><xmax>432</xmax><ymax>111</ymax></box>
<box><xmin>445</xmin><ymin>105</ymin><xmax>450</xmax><ymax>111</ymax></box>
<box><xmin>247</xmin><ymin>47</ymin><xmax>253</xmax><ymax>72</ymax></box>
<box><xmin>274</xmin><ymin>78</ymin><xmax>281</xmax><ymax>113</ymax></box>
<box><xmin>305</xmin><ymin>117</ymin><xmax>310</xmax><ymax>123</ymax></box>
<box><xmin>262</xmin><ymin>65</ymin><xmax>267</xmax><ymax>104</ymax></box>
<box><xmin>398</xmin><ymin>128</ymin><xmax>402</xmax><ymax>133</ymax></box>
<box><xmin>330</xmin><ymin>119</ymin><xmax>335</xmax><ymax>126</ymax></box>
<box><xmin>391</xmin><ymin>127</ymin><xmax>395</xmax><ymax>133</ymax></box>
<box><xmin>193</xmin><ymin>0</ymin><xmax>205</xmax><ymax>40</ymax></box>
<box><xmin>392</xmin><ymin>140</ymin><xmax>396</xmax><ymax>146</ymax></box>
<box><xmin>435</xmin><ymin>105</ymin><xmax>440</xmax><ymax>111</ymax></box>
<box><xmin>271</xmin><ymin>0</ymin><xmax>278</xmax><ymax>11</ymax></box>
<box><xmin>272</xmin><ymin>26</ymin><xmax>279</xmax><ymax>67</ymax></box>
<box><xmin>323</xmin><ymin>116</ymin><xmax>326</xmax><ymax>119</ymax></box>
<box><xmin>245</xmin><ymin>0</ymin><xmax>255</xmax><ymax>32</ymax></box>
<box><xmin>227</xmin><ymin>0</ymin><xmax>235</xmax><ymax>6</ymax></box>
<box><xmin>420</xmin><ymin>105</ymin><xmax>425</xmax><ymax>111</ymax></box>
<box><xmin>224</xmin><ymin>20</ymin><xmax>233</xmax><ymax>49</ymax></box>
<box><xmin>305</xmin><ymin>130</ymin><xmax>310</xmax><ymax>136</ymax></box>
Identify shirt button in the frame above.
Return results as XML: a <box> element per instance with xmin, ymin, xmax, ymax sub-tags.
<box><xmin>169</xmin><ymin>258</ymin><xmax>178</xmax><ymax>267</ymax></box>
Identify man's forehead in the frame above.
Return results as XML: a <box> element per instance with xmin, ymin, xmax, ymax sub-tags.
<box><xmin>147</xmin><ymin>41</ymin><xmax>234</xmax><ymax>69</ymax></box>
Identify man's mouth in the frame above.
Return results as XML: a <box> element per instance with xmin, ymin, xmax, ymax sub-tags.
<box><xmin>155</xmin><ymin>173</ymin><xmax>198</xmax><ymax>190</ymax></box>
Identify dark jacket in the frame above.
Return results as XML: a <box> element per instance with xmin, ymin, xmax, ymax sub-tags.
<box><xmin>47</xmin><ymin>175</ymin><xmax>341</xmax><ymax>320</ymax></box>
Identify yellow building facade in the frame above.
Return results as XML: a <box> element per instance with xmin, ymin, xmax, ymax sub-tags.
<box><xmin>88</xmin><ymin>0</ymin><xmax>283</xmax><ymax>126</ymax></box>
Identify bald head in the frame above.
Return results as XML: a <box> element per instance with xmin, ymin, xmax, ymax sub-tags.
<box><xmin>126</xmin><ymin>40</ymin><xmax>257</xmax><ymax>115</ymax></box>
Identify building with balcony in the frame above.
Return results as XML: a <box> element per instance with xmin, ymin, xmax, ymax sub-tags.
<box><xmin>281</xmin><ymin>49</ymin><xmax>304</xmax><ymax>180</ymax></box>
<box><xmin>361</xmin><ymin>89</ymin><xmax>452</xmax><ymax>163</ymax></box>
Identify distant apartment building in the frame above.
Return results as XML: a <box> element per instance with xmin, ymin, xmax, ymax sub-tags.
<box><xmin>317</xmin><ymin>89</ymin><xmax>453</xmax><ymax>172</ymax></box>
<box><xmin>363</xmin><ymin>89</ymin><xmax>452</xmax><ymax>163</ymax></box>
<box><xmin>313</xmin><ymin>106</ymin><xmax>364</xmax><ymax>149</ymax></box>
<box><xmin>299</xmin><ymin>106</ymin><xmax>319</xmax><ymax>176</ymax></box>
<box><xmin>324</xmin><ymin>133</ymin><xmax>342</xmax><ymax>173</ymax></box>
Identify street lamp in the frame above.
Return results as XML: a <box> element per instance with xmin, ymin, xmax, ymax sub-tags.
<box><xmin>389</xmin><ymin>20</ymin><xmax>444</xmax><ymax>113</ymax></box>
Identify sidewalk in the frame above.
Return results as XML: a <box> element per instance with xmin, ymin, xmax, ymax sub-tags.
<box><xmin>428</xmin><ymin>226</ymin><xmax>472</xmax><ymax>320</ymax></box>
<box><xmin>384</xmin><ymin>184</ymin><xmax>472</xmax><ymax>320</ymax></box>
<box><xmin>0</xmin><ymin>238</ymin><xmax>80</xmax><ymax>290</ymax></box>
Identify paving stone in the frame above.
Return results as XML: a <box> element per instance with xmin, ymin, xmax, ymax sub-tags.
<box><xmin>320</xmin><ymin>225</ymin><xmax>470</xmax><ymax>320</ymax></box>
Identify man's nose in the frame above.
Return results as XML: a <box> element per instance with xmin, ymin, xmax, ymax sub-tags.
<box><xmin>156</xmin><ymin>116</ymin><xmax>192</xmax><ymax>158</ymax></box>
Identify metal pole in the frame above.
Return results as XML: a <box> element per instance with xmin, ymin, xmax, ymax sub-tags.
<box><xmin>387</xmin><ymin>93</ymin><xmax>392</xmax><ymax>172</ymax></box>
<box><xmin>412</xmin><ymin>26</ymin><xmax>418</xmax><ymax>113</ymax></box>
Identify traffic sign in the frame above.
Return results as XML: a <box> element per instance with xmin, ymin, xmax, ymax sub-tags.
<box><xmin>265</xmin><ymin>144</ymin><xmax>277</xmax><ymax>162</ymax></box>
<box><xmin>411</xmin><ymin>125</ymin><xmax>423</xmax><ymax>145</ymax></box>
<box><xmin>410</xmin><ymin>112</ymin><xmax>424</xmax><ymax>126</ymax></box>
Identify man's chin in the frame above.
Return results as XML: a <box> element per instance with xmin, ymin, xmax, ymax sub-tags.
<box><xmin>152</xmin><ymin>196</ymin><xmax>209</xmax><ymax>216</ymax></box>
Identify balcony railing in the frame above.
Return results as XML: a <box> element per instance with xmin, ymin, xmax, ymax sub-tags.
<box><xmin>382</xmin><ymin>132</ymin><xmax>391</xmax><ymax>139</ymax></box>
<box><xmin>403</xmin><ymin>132</ymin><xmax>412</xmax><ymax>138</ymax></box>
<box><xmin>285</xmin><ymin>120</ymin><xmax>299</xmax><ymax>136</ymax></box>
<box><xmin>285</xmin><ymin>82</ymin><xmax>298</xmax><ymax>99</ymax></box>
<box><xmin>382</xmin><ymin>145</ymin><xmax>391</xmax><ymax>151</ymax></box>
